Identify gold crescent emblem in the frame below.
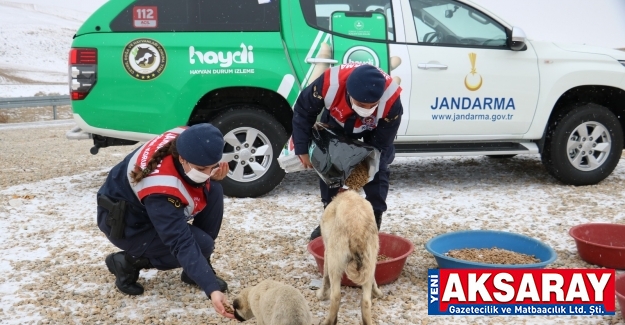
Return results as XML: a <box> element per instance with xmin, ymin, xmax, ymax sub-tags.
<box><xmin>167</xmin><ymin>197</ymin><xmax>182</xmax><ymax>208</ymax></box>
<box><xmin>464</xmin><ymin>52</ymin><xmax>483</xmax><ymax>91</ymax></box>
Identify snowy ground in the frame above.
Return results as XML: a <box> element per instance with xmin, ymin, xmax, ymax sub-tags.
<box><xmin>1</xmin><ymin>123</ymin><xmax>625</xmax><ymax>324</ymax></box>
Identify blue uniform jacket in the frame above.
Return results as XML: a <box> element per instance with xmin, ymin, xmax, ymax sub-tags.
<box><xmin>292</xmin><ymin>74</ymin><xmax>403</xmax><ymax>168</ymax></box>
<box><xmin>97</xmin><ymin>148</ymin><xmax>221</xmax><ymax>296</ymax></box>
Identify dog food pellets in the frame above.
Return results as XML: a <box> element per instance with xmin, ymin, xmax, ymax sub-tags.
<box><xmin>345</xmin><ymin>161</ymin><xmax>369</xmax><ymax>191</ymax></box>
<box><xmin>446</xmin><ymin>247</ymin><xmax>539</xmax><ymax>265</ymax></box>
<box><xmin>377</xmin><ymin>254</ymin><xmax>391</xmax><ymax>262</ymax></box>
<box><xmin>224</xmin><ymin>305</ymin><xmax>234</xmax><ymax>314</ymax></box>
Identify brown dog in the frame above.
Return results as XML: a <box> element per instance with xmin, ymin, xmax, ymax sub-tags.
<box><xmin>317</xmin><ymin>190</ymin><xmax>383</xmax><ymax>325</ymax></box>
<box><xmin>232</xmin><ymin>279</ymin><xmax>312</xmax><ymax>325</ymax></box>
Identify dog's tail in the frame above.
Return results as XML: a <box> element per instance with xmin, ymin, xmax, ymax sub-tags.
<box><xmin>345</xmin><ymin>236</ymin><xmax>377</xmax><ymax>285</ymax></box>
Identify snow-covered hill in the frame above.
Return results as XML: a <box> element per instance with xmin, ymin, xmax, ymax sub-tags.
<box><xmin>0</xmin><ymin>0</ymin><xmax>107</xmax><ymax>97</ymax></box>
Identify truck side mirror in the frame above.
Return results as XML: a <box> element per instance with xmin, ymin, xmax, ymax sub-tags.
<box><xmin>510</xmin><ymin>26</ymin><xmax>527</xmax><ymax>51</ymax></box>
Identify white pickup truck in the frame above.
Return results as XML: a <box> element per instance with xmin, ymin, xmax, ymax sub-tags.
<box><xmin>386</xmin><ymin>0</ymin><xmax>625</xmax><ymax>188</ymax></box>
<box><xmin>68</xmin><ymin>0</ymin><xmax>625</xmax><ymax>197</ymax></box>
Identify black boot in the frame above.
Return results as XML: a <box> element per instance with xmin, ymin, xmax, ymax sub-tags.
<box><xmin>181</xmin><ymin>258</ymin><xmax>228</xmax><ymax>293</ymax></box>
<box><xmin>105</xmin><ymin>251</ymin><xmax>151</xmax><ymax>295</ymax></box>
<box><xmin>374</xmin><ymin>211</ymin><xmax>383</xmax><ymax>230</ymax></box>
<box><xmin>310</xmin><ymin>225</ymin><xmax>322</xmax><ymax>241</ymax></box>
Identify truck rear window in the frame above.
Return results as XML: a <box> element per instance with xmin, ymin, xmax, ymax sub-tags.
<box><xmin>110</xmin><ymin>0</ymin><xmax>280</xmax><ymax>32</ymax></box>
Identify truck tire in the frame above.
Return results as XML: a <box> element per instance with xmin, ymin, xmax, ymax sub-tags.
<box><xmin>210</xmin><ymin>106</ymin><xmax>288</xmax><ymax>198</ymax></box>
<box><xmin>541</xmin><ymin>103</ymin><xmax>623</xmax><ymax>185</ymax></box>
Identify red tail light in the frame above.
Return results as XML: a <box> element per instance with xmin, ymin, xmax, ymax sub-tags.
<box><xmin>69</xmin><ymin>48</ymin><xmax>97</xmax><ymax>100</ymax></box>
<box><xmin>71</xmin><ymin>92</ymin><xmax>88</xmax><ymax>100</ymax></box>
<box><xmin>69</xmin><ymin>48</ymin><xmax>98</xmax><ymax>65</ymax></box>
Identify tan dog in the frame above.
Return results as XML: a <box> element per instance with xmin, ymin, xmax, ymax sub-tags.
<box><xmin>317</xmin><ymin>190</ymin><xmax>383</xmax><ymax>325</ymax></box>
<box><xmin>232</xmin><ymin>279</ymin><xmax>312</xmax><ymax>325</ymax></box>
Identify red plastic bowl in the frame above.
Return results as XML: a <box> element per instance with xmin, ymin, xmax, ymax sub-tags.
<box><xmin>616</xmin><ymin>273</ymin><xmax>625</xmax><ymax>319</ymax></box>
<box><xmin>569</xmin><ymin>223</ymin><xmax>625</xmax><ymax>269</ymax></box>
<box><xmin>307</xmin><ymin>232</ymin><xmax>414</xmax><ymax>287</ymax></box>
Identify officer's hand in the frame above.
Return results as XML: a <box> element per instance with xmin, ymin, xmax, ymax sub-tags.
<box><xmin>299</xmin><ymin>154</ymin><xmax>314</xmax><ymax>169</ymax></box>
<box><xmin>210</xmin><ymin>162</ymin><xmax>229</xmax><ymax>181</ymax></box>
<box><xmin>210</xmin><ymin>291</ymin><xmax>235</xmax><ymax>319</ymax></box>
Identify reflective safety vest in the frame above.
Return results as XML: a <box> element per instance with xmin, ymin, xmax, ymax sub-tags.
<box><xmin>322</xmin><ymin>63</ymin><xmax>401</xmax><ymax>134</ymax></box>
<box><xmin>125</xmin><ymin>127</ymin><xmax>209</xmax><ymax>217</ymax></box>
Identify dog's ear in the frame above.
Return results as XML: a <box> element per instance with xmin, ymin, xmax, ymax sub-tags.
<box><xmin>232</xmin><ymin>287</ymin><xmax>257</xmax><ymax>321</ymax></box>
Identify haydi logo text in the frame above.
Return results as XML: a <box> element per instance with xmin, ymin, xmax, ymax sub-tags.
<box><xmin>189</xmin><ymin>44</ymin><xmax>254</xmax><ymax>68</ymax></box>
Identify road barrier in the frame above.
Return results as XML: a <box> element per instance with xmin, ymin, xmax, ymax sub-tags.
<box><xmin>0</xmin><ymin>95</ymin><xmax>71</xmax><ymax>120</ymax></box>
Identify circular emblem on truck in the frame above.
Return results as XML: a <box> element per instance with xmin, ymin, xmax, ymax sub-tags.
<box><xmin>343</xmin><ymin>46</ymin><xmax>380</xmax><ymax>67</ymax></box>
<box><xmin>122</xmin><ymin>38</ymin><xmax>167</xmax><ymax>80</ymax></box>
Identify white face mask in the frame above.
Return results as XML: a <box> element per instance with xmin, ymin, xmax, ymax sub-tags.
<box><xmin>183</xmin><ymin>160</ymin><xmax>218</xmax><ymax>183</ymax></box>
<box><xmin>186</xmin><ymin>168</ymin><xmax>211</xmax><ymax>183</ymax></box>
<box><xmin>350</xmin><ymin>98</ymin><xmax>378</xmax><ymax>117</ymax></box>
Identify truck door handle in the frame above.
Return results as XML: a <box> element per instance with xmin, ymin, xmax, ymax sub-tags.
<box><xmin>305</xmin><ymin>58</ymin><xmax>339</xmax><ymax>64</ymax></box>
<box><xmin>417</xmin><ymin>63</ymin><xmax>448</xmax><ymax>70</ymax></box>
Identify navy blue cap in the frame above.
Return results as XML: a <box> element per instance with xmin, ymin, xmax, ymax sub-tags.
<box><xmin>346</xmin><ymin>65</ymin><xmax>386</xmax><ymax>103</ymax></box>
<box><xmin>176</xmin><ymin>123</ymin><xmax>224</xmax><ymax>166</ymax></box>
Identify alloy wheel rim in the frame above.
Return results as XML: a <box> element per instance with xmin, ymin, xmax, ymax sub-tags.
<box><xmin>566</xmin><ymin>121</ymin><xmax>611</xmax><ymax>171</ymax></box>
<box><xmin>221</xmin><ymin>127</ymin><xmax>273</xmax><ymax>182</ymax></box>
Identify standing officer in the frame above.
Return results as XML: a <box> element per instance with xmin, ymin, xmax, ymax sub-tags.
<box><xmin>97</xmin><ymin>123</ymin><xmax>234</xmax><ymax>319</ymax></box>
<box><xmin>291</xmin><ymin>63</ymin><xmax>403</xmax><ymax>240</ymax></box>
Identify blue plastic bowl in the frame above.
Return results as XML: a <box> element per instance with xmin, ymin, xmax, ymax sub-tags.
<box><xmin>425</xmin><ymin>230</ymin><xmax>557</xmax><ymax>269</ymax></box>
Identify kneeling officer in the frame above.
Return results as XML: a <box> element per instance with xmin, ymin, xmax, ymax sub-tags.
<box><xmin>96</xmin><ymin>123</ymin><xmax>234</xmax><ymax>319</ymax></box>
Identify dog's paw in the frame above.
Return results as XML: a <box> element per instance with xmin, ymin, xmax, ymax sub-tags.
<box><xmin>373</xmin><ymin>287</ymin><xmax>383</xmax><ymax>298</ymax></box>
<box><xmin>316</xmin><ymin>289</ymin><xmax>329</xmax><ymax>301</ymax></box>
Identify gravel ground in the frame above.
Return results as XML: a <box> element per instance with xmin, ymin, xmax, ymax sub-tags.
<box><xmin>1</xmin><ymin>122</ymin><xmax>625</xmax><ymax>325</ymax></box>
<box><xmin>0</xmin><ymin>121</ymin><xmax>139</xmax><ymax>188</ymax></box>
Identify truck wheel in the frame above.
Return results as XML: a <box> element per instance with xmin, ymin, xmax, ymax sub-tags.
<box><xmin>541</xmin><ymin>103</ymin><xmax>623</xmax><ymax>185</ymax></box>
<box><xmin>210</xmin><ymin>106</ymin><xmax>288</xmax><ymax>198</ymax></box>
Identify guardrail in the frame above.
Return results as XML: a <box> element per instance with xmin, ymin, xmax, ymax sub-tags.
<box><xmin>0</xmin><ymin>95</ymin><xmax>71</xmax><ymax>120</ymax></box>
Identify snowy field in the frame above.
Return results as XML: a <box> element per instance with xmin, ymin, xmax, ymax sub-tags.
<box><xmin>1</xmin><ymin>122</ymin><xmax>625</xmax><ymax>324</ymax></box>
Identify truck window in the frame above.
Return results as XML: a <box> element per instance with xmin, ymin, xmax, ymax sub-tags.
<box><xmin>409</xmin><ymin>0</ymin><xmax>507</xmax><ymax>48</ymax></box>
<box><xmin>315</xmin><ymin>4</ymin><xmax>349</xmax><ymax>29</ymax></box>
<box><xmin>111</xmin><ymin>0</ymin><xmax>280</xmax><ymax>32</ymax></box>
<box><xmin>300</xmin><ymin>0</ymin><xmax>395</xmax><ymax>41</ymax></box>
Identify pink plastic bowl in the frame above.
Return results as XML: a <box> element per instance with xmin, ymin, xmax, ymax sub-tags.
<box><xmin>307</xmin><ymin>232</ymin><xmax>414</xmax><ymax>287</ymax></box>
